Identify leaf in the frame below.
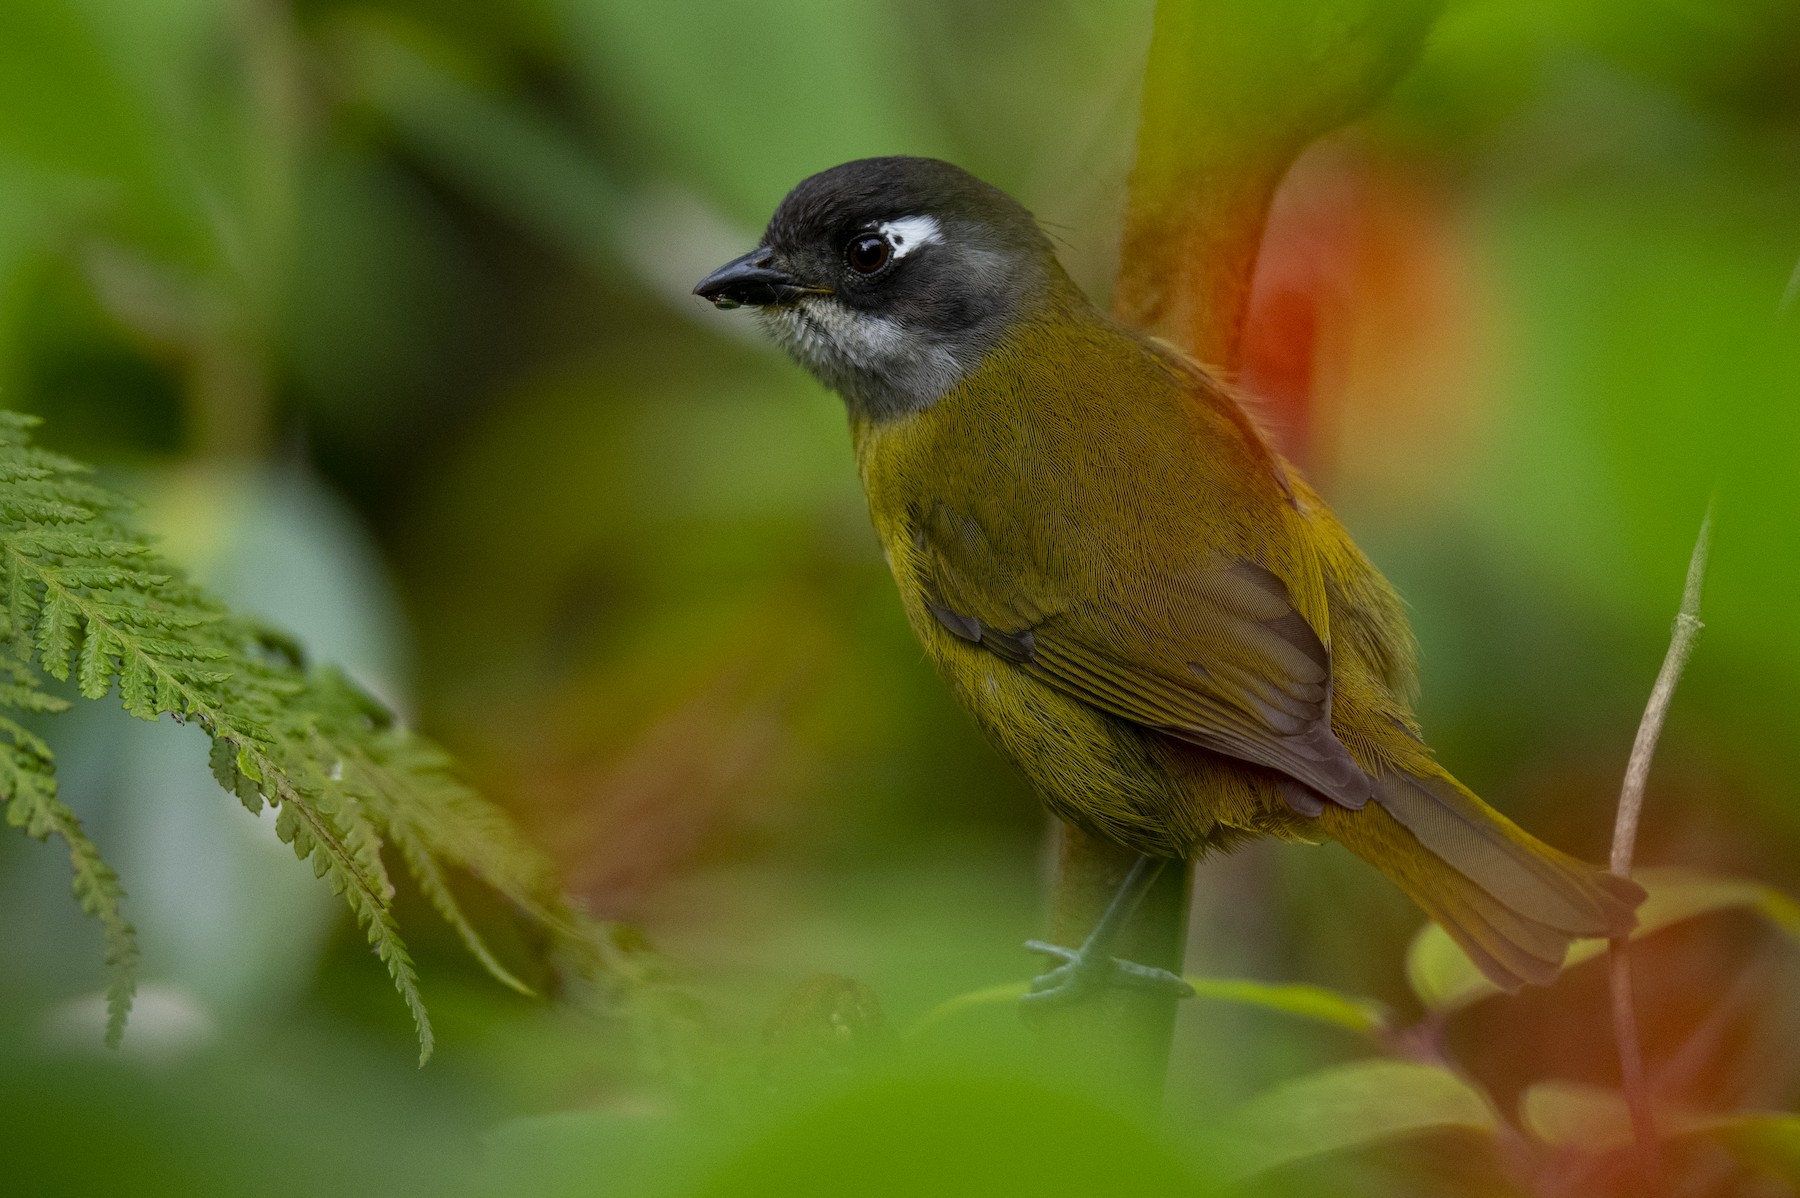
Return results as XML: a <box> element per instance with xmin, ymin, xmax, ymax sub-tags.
<box><xmin>1710</xmin><ymin>1114</ymin><xmax>1800</xmax><ymax>1183</ymax></box>
<box><xmin>0</xmin><ymin>407</ymin><xmax>615</xmax><ymax>1060</ymax></box>
<box><xmin>0</xmin><ymin>744</ymin><xmax>139</xmax><ymax>1046</ymax></box>
<box><xmin>35</xmin><ymin>592</ymin><xmax>78</xmax><ymax>677</ymax></box>
<box><xmin>1408</xmin><ymin>867</ymin><xmax>1800</xmax><ymax>1012</ymax></box>
<box><xmin>1185</xmin><ymin>978</ymin><xmax>1389</xmax><ymax>1037</ymax></box>
<box><xmin>905</xmin><ymin>981</ymin><xmax>1026</xmax><ymax>1039</ymax></box>
<box><xmin>1520</xmin><ymin>1080</ymin><xmax>1645</xmax><ymax>1150</ymax></box>
<box><xmin>907</xmin><ymin>976</ymin><xmax>1386</xmax><ymax>1039</ymax></box>
<box><xmin>387</xmin><ymin>811</ymin><xmax>535</xmax><ymax>997</ymax></box>
<box><xmin>76</xmin><ymin>622</ymin><xmax>113</xmax><ymax>698</ymax></box>
<box><xmin>1523</xmin><ymin>1080</ymin><xmax>1800</xmax><ymax>1182</ymax></box>
<box><xmin>118</xmin><ymin>653</ymin><xmax>155</xmax><ymax>719</ymax></box>
<box><xmin>356</xmin><ymin>881</ymin><xmax>435</xmax><ymax>1067</ymax></box>
<box><xmin>1199</xmin><ymin>1060</ymin><xmax>1496</xmax><ymax>1180</ymax></box>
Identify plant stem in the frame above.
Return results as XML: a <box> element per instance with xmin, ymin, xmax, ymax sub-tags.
<box><xmin>1608</xmin><ymin>508</ymin><xmax>1712</xmax><ymax>1190</ymax></box>
<box><xmin>1035</xmin><ymin>829</ymin><xmax>1192</xmax><ymax>1106</ymax></box>
<box><xmin>1608</xmin><ymin>950</ymin><xmax>1659</xmax><ymax>1190</ymax></box>
<box><xmin>1610</xmin><ymin>511</ymin><xmax>1712</xmax><ymax>879</ymax></box>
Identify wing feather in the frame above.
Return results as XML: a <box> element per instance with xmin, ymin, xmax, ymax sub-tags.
<box><xmin>918</xmin><ymin>501</ymin><xmax>1373</xmax><ymax>810</ymax></box>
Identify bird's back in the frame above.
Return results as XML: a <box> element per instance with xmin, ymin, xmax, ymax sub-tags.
<box><xmin>853</xmin><ymin>307</ymin><xmax>1423</xmax><ymax>776</ymax></box>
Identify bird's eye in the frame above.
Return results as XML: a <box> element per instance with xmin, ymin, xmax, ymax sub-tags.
<box><xmin>845</xmin><ymin>233</ymin><xmax>892</xmax><ymax>275</ymax></box>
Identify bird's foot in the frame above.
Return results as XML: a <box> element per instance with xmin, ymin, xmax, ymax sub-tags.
<box><xmin>1019</xmin><ymin>939</ymin><xmax>1195</xmax><ymax>1010</ymax></box>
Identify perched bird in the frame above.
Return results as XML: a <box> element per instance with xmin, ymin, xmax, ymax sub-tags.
<box><xmin>695</xmin><ymin>156</ymin><xmax>1641</xmax><ymax>1001</ymax></box>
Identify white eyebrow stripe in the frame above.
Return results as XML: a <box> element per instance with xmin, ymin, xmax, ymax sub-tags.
<box><xmin>878</xmin><ymin>215</ymin><xmax>942</xmax><ymax>259</ymax></box>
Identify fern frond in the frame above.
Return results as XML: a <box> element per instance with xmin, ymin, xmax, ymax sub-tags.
<box><xmin>0</xmin><ymin>410</ymin><xmax>619</xmax><ymax>1063</ymax></box>
<box><xmin>389</xmin><ymin>815</ymin><xmax>536</xmax><ymax>997</ymax></box>
<box><xmin>0</xmin><ymin>649</ymin><xmax>138</xmax><ymax>1046</ymax></box>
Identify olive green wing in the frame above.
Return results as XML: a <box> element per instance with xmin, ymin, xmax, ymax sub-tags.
<box><xmin>917</xmin><ymin>500</ymin><xmax>1372</xmax><ymax>812</ymax></box>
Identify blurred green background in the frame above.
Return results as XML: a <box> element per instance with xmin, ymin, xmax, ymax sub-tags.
<box><xmin>0</xmin><ymin>0</ymin><xmax>1796</xmax><ymax>1194</ymax></box>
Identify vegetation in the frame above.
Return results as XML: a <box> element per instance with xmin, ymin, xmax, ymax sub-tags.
<box><xmin>0</xmin><ymin>408</ymin><xmax>600</xmax><ymax>1061</ymax></box>
<box><xmin>1</xmin><ymin>0</ymin><xmax>1797</xmax><ymax>1195</ymax></box>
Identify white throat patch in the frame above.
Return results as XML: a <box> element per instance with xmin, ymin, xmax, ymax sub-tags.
<box><xmin>877</xmin><ymin>215</ymin><xmax>942</xmax><ymax>259</ymax></box>
<box><xmin>758</xmin><ymin>293</ymin><xmax>969</xmax><ymax>421</ymax></box>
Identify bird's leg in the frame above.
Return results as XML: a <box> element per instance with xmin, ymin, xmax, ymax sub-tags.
<box><xmin>1021</xmin><ymin>855</ymin><xmax>1195</xmax><ymax>1008</ymax></box>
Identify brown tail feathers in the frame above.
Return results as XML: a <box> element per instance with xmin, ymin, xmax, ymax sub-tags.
<box><xmin>1320</xmin><ymin>768</ymin><xmax>1644</xmax><ymax>991</ymax></box>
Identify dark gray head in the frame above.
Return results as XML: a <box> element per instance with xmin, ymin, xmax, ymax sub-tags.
<box><xmin>694</xmin><ymin>157</ymin><xmax>1073</xmax><ymax>421</ymax></box>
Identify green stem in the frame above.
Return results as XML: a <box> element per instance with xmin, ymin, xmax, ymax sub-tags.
<box><xmin>1035</xmin><ymin>829</ymin><xmax>1192</xmax><ymax>1106</ymax></box>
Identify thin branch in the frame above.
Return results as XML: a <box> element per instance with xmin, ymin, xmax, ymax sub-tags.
<box><xmin>1609</xmin><ymin>949</ymin><xmax>1660</xmax><ymax>1189</ymax></box>
<box><xmin>1608</xmin><ymin>506</ymin><xmax>1713</xmax><ymax>1191</ymax></box>
<box><xmin>1610</xmin><ymin>508</ymin><xmax>1712</xmax><ymax>877</ymax></box>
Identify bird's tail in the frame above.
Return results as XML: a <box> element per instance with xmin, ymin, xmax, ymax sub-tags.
<box><xmin>1319</xmin><ymin>768</ymin><xmax>1644</xmax><ymax>990</ymax></box>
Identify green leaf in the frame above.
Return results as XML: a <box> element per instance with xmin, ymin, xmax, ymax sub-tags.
<box><xmin>907</xmin><ymin>976</ymin><xmax>1386</xmax><ymax>1039</ymax></box>
<box><xmin>0</xmin><ymin>750</ymin><xmax>139</xmax><ymax>1046</ymax></box>
<box><xmin>1185</xmin><ymin>977</ymin><xmax>1389</xmax><ymax>1037</ymax></box>
<box><xmin>0</xmin><ymin>632</ymin><xmax>138</xmax><ymax>1041</ymax></box>
<box><xmin>1408</xmin><ymin>866</ymin><xmax>1800</xmax><ymax>1012</ymax></box>
<box><xmin>1710</xmin><ymin>1114</ymin><xmax>1800</xmax><ymax>1183</ymax></box>
<box><xmin>387</xmin><ymin>814</ymin><xmax>536</xmax><ymax>998</ymax></box>
<box><xmin>118</xmin><ymin>653</ymin><xmax>155</xmax><ymax>718</ymax></box>
<box><xmin>234</xmin><ymin>745</ymin><xmax>264</xmax><ymax>785</ymax></box>
<box><xmin>1200</xmin><ymin>1060</ymin><xmax>1495</xmax><ymax>1180</ymax></box>
<box><xmin>0</xmin><ymin>406</ymin><xmax>620</xmax><ymax>1061</ymax></box>
<box><xmin>356</xmin><ymin>881</ymin><xmax>435</xmax><ymax>1067</ymax></box>
<box><xmin>6</xmin><ymin>557</ymin><xmax>37</xmax><ymax>654</ymax></box>
<box><xmin>35</xmin><ymin>592</ymin><xmax>77</xmax><ymax>677</ymax></box>
<box><xmin>75</xmin><ymin>623</ymin><xmax>113</xmax><ymax>698</ymax></box>
<box><xmin>904</xmin><ymin>981</ymin><xmax>1026</xmax><ymax>1038</ymax></box>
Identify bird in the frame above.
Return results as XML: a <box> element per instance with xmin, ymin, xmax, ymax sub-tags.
<box><xmin>693</xmin><ymin>155</ymin><xmax>1642</xmax><ymax>1003</ymax></box>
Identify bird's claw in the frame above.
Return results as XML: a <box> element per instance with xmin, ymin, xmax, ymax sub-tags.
<box><xmin>1019</xmin><ymin>939</ymin><xmax>1195</xmax><ymax>1009</ymax></box>
<box><xmin>1022</xmin><ymin>939</ymin><xmax>1078</xmax><ymax>966</ymax></box>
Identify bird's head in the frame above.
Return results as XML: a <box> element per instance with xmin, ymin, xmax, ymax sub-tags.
<box><xmin>694</xmin><ymin>157</ymin><xmax>1075</xmax><ymax>421</ymax></box>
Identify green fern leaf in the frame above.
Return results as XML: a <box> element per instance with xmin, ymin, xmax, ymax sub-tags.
<box><xmin>389</xmin><ymin>811</ymin><xmax>536</xmax><ymax>997</ymax></box>
<box><xmin>0</xmin><ymin>685</ymin><xmax>138</xmax><ymax>1045</ymax></box>
<box><xmin>76</xmin><ymin>625</ymin><xmax>114</xmax><ymax>699</ymax></box>
<box><xmin>35</xmin><ymin>593</ymin><xmax>78</xmax><ymax>678</ymax></box>
<box><xmin>119</xmin><ymin>654</ymin><xmax>156</xmax><ymax>720</ymax></box>
<box><xmin>6</xmin><ymin>560</ymin><xmax>37</xmax><ymax>653</ymax></box>
<box><xmin>0</xmin><ymin>407</ymin><xmax>636</xmax><ymax>1065</ymax></box>
<box><xmin>352</xmin><ymin>881</ymin><xmax>435</xmax><ymax>1066</ymax></box>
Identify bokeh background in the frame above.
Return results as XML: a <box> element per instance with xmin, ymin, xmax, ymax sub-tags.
<box><xmin>0</xmin><ymin>0</ymin><xmax>1796</xmax><ymax>1194</ymax></box>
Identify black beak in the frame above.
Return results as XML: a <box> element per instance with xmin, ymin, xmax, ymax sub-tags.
<box><xmin>693</xmin><ymin>248</ymin><xmax>825</xmax><ymax>309</ymax></box>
